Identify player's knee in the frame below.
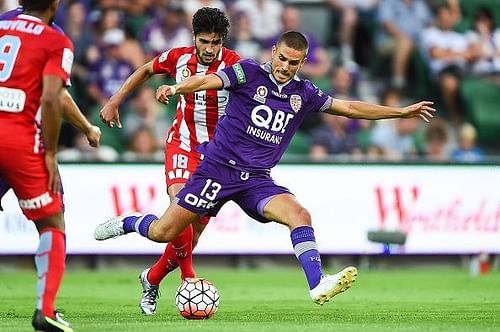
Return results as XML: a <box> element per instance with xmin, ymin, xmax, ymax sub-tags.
<box><xmin>294</xmin><ymin>207</ymin><xmax>312</xmax><ymax>226</ymax></box>
<box><xmin>148</xmin><ymin>222</ymin><xmax>175</xmax><ymax>243</ymax></box>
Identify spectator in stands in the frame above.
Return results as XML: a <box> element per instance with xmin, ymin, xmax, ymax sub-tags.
<box><xmin>329</xmin><ymin>65</ymin><xmax>359</xmax><ymax>100</ymax></box>
<box><xmin>308</xmin><ymin>67</ymin><xmax>365</xmax><ymax>160</ymax></box>
<box><xmin>466</xmin><ymin>6</ymin><xmax>500</xmax><ymax>78</ymax></box>
<box><xmin>122</xmin><ymin>126</ymin><xmax>164</xmax><ymax>162</ymax></box>
<box><xmin>309</xmin><ymin>114</ymin><xmax>364</xmax><ymax>160</ymax></box>
<box><xmin>225</xmin><ymin>10</ymin><xmax>262</xmax><ymax>60</ymax></box>
<box><xmin>183</xmin><ymin>0</ymin><xmax>226</xmax><ymax>29</ymax></box>
<box><xmin>420</xmin><ymin>2</ymin><xmax>476</xmax><ymax>127</ymax></box>
<box><xmin>123</xmin><ymin>0</ymin><xmax>152</xmax><ymax>40</ymax></box>
<box><xmin>58</xmin><ymin>132</ymin><xmax>119</xmax><ymax>162</ymax></box>
<box><xmin>423</xmin><ymin>118</ymin><xmax>450</xmax><ymax>161</ymax></box>
<box><xmin>231</xmin><ymin>0</ymin><xmax>283</xmax><ymax>43</ymax></box>
<box><xmin>261</xmin><ymin>5</ymin><xmax>331</xmax><ymax>82</ymax></box>
<box><xmin>141</xmin><ymin>2</ymin><xmax>191</xmax><ymax>58</ymax></box>
<box><xmin>65</xmin><ymin>1</ymin><xmax>94</xmax><ymax>83</ymax></box>
<box><xmin>375</xmin><ymin>0</ymin><xmax>434</xmax><ymax>90</ymax></box>
<box><xmin>368</xmin><ymin>88</ymin><xmax>420</xmax><ymax>160</ymax></box>
<box><xmin>92</xmin><ymin>7</ymin><xmax>124</xmax><ymax>40</ymax></box>
<box><xmin>87</xmin><ymin>28</ymin><xmax>135</xmax><ymax>108</ymax></box>
<box><xmin>326</xmin><ymin>0</ymin><xmax>378</xmax><ymax>67</ymax></box>
<box><xmin>451</xmin><ymin>123</ymin><xmax>484</xmax><ymax>162</ymax></box>
<box><xmin>123</xmin><ymin>86</ymin><xmax>171</xmax><ymax>148</ymax></box>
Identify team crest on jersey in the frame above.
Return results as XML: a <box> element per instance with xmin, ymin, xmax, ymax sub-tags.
<box><xmin>290</xmin><ymin>94</ymin><xmax>302</xmax><ymax>112</ymax></box>
<box><xmin>253</xmin><ymin>85</ymin><xmax>268</xmax><ymax>103</ymax></box>
<box><xmin>181</xmin><ymin>67</ymin><xmax>191</xmax><ymax>80</ymax></box>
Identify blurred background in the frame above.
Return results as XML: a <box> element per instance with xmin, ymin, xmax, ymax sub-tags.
<box><xmin>0</xmin><ymin>0</ymin><xmax>499</xmax><ymax>272</ymax></box>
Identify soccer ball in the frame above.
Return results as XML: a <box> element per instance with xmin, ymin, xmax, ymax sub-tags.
<box><xmin>175</xmin><ymin>278</ymin><xmax>219</xmax><ymax>319</ymax></box>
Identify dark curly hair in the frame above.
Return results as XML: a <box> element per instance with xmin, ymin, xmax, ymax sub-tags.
<box><xmin>23</xmin><ymin>0</ymin><xmax>54</xmax><ymax>12</ymax></box>
<box><xmin>192</xmin><ymin>7</ymin><xmax>230</xmax><ymax>40</ymax></box>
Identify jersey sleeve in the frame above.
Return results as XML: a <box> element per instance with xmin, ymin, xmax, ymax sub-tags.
<box><xmin>215</xmin><ymin>59</ymin><xmax>256</xmax><ymax>90</ymax></box>
<box><xmin>304</xmin><ymin>81</ymin><xmax>333</xmax><ymax>113</ymax></box>
<box><xmin>152</xmin><ymin>49</ymin><xmax>175</xmax><ymax>75</ymax></box>
<box><xmin>43</xmin><ymin>35</ymin><xmax>74</xmax><ymax>85</ymax></box>
<box><xmin>226</xmin><ymin>50</ymin><xmax>241</xmax><ymax>65</ymax></box>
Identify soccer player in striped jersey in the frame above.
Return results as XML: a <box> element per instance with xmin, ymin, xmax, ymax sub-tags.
<box><xmin>98</xmin><ymin>7</ymin><xmax>240</xmax><ymax>315</ymax></box>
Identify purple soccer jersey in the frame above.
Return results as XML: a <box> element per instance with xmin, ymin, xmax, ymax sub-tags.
<box><xmin>198</xmin><ymin>59</ymin><xmax>332</xmax><ymax>171</ymax></box>
<box><xmin>176</xmin><ymin>60</ymin><xmax>332</xmax><ymax>221</ymax></box>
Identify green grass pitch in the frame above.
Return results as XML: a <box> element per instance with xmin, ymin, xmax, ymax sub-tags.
<box><xmin>1</xmin><ymin>267</ymin><xmax>499</xmax><ymax>331</ymax></box>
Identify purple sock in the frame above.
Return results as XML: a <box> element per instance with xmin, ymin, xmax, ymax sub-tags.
<box><xmin>123</xmin><ymin>214</ymin><xmax>158</xmax><ymax>238</ymax></box>
<box><xmin>291</xmin><ymin>226</ymin><xmax>323</xmax><ymax>289</ymax></box>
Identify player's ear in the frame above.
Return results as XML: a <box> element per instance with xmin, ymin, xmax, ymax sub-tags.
<box><xmin>301</xmin><ymin>56</ymin><xmax>307</xmax><ymax>67</ymax></box>
<box><xmin>271</xmin><ymin>45</ymin><xmax>276</xmax><ymax>58</ymax></box>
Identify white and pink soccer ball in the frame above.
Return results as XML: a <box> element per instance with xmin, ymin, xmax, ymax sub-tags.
<box><xmin>175</xmin><ymin>278</ymin><xmax>219</xmax><ymax>320</ymax></box>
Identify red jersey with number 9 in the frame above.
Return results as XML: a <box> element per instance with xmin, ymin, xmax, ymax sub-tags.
<box><xmin>0</xmin><ymin>14</ymin><xmax>73</xmax><ymax>153</ymax></box>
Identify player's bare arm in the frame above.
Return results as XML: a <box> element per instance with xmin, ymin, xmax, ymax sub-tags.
<box><xmin>156</xmin><ymin>73</ymin><xmax>223</xmax><ymax>105</ymax></box>
<box><xmin>100</xmin><ymin>60</ymin><xmax>156</xmax><ymax>128</ymax></box>
<box><xmin>327</xmin><ymin>99</ymin><xmax>436</xmax><ymax>122</ymax></box>
<box><xmin>41</xmin><ymin>75</ymin><xmax>64</xmax><ymax>194</ymax></box>
<box><xmin>61</xmin><ymin>89</ymin><xmax>101</xmax><ymax>147</ymax></box>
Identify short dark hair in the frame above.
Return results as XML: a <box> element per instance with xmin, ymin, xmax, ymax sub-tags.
<box><xmin>23</xmin><ymin>0</ymin><xmax>54</xmax><ymax>12</ymax></box>
<box><xmin>192</xmin><ymin>7</ymin><xmax>230</xmax><ymax>40</ymax></box>
<box><xmin>277</xmin><ymin>31</ymin><xmax>309</xmax><ymax>53</ymax></box>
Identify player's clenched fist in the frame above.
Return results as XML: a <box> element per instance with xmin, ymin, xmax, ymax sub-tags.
<box><xmin>156</xmin><ymin>85</ymin><xmax>177</xmax><ymax>105</ymax></box>
<box><xmin>99</xmin><ymin>101</ymin><xmax>122</xmax><ymax>128</ymax></box>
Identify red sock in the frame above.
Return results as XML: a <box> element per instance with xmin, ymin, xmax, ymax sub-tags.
<box><xmin>172</xmin><ymin>224</ymin><xmax>195</xmax><ymax>280</ymax></box>
<box><xmin>147</xmin><ymin>224</ymin><xmax>196</xmax><ymax>284</ymax></box>
<box><xmin>147</xmin><ymin>244</ymin><xmax>179</xmax><ymax>285</ymax></box>
<box><xmin>35</xmin><ymin>228</ymin><xmax>66</xmax><ymax>318</ymax></box>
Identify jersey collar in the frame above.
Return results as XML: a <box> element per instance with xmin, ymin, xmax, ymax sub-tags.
<box><xmin>261</xmin><ymin>61</ymin><xmax>300</xmax><ymax>92</ymax></box>
<box><xmin>17</xmin><ymin>14</ymin><xmax>43</xmax><ymax>22</ymax></box>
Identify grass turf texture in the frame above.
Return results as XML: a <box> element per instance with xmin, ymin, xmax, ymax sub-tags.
<box><xmin>1</xmin><ymin>268</ymin><xmax>499</xmax><ymax>331</ymax></box>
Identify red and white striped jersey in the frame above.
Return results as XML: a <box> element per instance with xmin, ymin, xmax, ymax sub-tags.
<box><xmin>152</xmin><ymin>46</ymin><xmax>240</xmax><ymax>152</ymax></box>
<box><xmin>0</xmin><ymin>15</ymin><xmax>73</xmax><ymax>152</ymax></box>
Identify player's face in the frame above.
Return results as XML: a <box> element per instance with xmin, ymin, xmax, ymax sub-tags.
<box><xmin>194</xmin><ymin>32</ymin><xmax>223</xmax><ymax>66</ymax></box>
<box><xmin>271</xmin><ymin>43</ymin><xmax>306</xmax><ymax>84</ymax></box>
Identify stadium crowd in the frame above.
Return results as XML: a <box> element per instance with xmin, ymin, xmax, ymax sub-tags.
<box><xmin>1</xmin><ymin>0</ymin><xmax>497</xmax><ymax>163</ymax></box>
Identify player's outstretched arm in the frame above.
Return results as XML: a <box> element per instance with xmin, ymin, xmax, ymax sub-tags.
<box><xmin>156</xmin><ymin>74</ymin><xmax>223</xmax><ymax>105</ymax></box>
<box><xmin>328</xmin><ymin>99</ymin><xmax>436</xmax><ymax>122</ymax></box>
<box><xmin>100</xmin><ymin>60</ymin><xmax>156</xmax><ymax>128</ymax></box>
<box><xmin>61</xmin><ymin>90</ymin><xmax>101</xmax><ymax>147</ymax></box>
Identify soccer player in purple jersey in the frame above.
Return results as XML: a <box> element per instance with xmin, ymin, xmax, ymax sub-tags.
<box><xmin>0</xmin><ymin>2</ymin><xmax>101</xmax><ymax>211</ymax></box>
<box><xmin>95</xmin><ymin>31</ymin><xmax>436</xmax><ymax>305</ymax></box>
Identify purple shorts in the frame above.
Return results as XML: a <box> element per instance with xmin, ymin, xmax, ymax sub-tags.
<box><xmin>175</xmin><ymin>158</ymin><xmax>291</xmax><ymax>223</ymax></box>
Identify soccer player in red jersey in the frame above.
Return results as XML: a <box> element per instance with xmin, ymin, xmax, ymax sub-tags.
<box><xmin>0</xmin><ymin>1</ymin><xmax>75</xmax><ymax>331</ymax></box>
<box><xmin>99</xmin><ymin>7</ymin><xmax>240</xmax><ymax>315</ymax></box>
<box><xmin>0</xmin><ymin>1</ymin><xmax>102</xmax><ymax>212</ymax></box>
